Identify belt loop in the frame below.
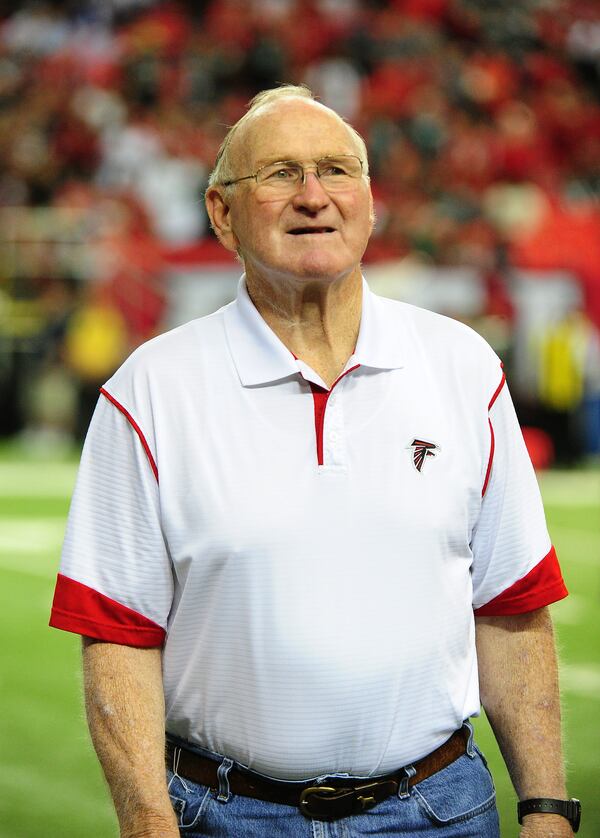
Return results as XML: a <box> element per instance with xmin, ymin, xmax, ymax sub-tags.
<box><xmin>464</xmin><ymin>720</ymin><xmax>476</xmax><ymax>758</ymax></box>
<box><xmin>398</xmin><ymin>764</ymin><xmax>416</xmax><ymax>799</ymax></box>
<box><xmin>171</xmin><ymin>745</ymin><xmax>190</xmax><ymax>793</ymax></box>
<box><xmin>216</xmin><ymin>757</ymin><xmax>234</xmax><ymax>802</ymax></box>
<box><xmin>172</xmin><ymin>745</ymin><xmax>182</xmax><ymax>776</ymax></box>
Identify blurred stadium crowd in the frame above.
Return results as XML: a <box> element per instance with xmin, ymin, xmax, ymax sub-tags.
<box><xmin>1</xmin><ymin>0</ymin><xmax>599</xmax><ymax>463</ymax></box>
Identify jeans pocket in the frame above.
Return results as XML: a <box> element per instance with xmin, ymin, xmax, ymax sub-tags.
<box><xmin>167</xmin><ymin>769</ymin><xmax>214</xmax><ymax>831</ymax></box>
<box><xmin>413</xmin><ymin>750</ymin><xmax>497</xmax><ymax>826</ymax></box>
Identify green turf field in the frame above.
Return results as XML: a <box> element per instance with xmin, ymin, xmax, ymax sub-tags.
<box><xmin>0</xmin><ymin>449</ymin><xmax>598</xmax><ymax>838</ymax></box>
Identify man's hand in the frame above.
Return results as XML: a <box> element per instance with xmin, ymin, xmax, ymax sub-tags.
<box><xmin>520</xmin><ymin>813</ymin><xmax>574</xmax><ymax>837</ymax></box>
<box><xmin>121</xmin><ymin>823</ymin><xmax>180</xmax><ymax>838</ymax></box>
<box><xmin>476</xmin><ymin>608</ymin><xmax>574</xmax><ymax>837</ymax></box>
<box><xmin>121</xmin><ymin>825</ymin><xmax>180</xmax><ymax>838</ymax></box>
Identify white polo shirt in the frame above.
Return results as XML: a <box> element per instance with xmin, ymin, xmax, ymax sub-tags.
<box><xmin>50</xmin><ymin>277</ymin><xmax>566</xmax><ymax>780</ymax></box>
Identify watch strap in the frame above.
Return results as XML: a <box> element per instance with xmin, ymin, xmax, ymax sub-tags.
<box><xmin>517</xmin><ymin>798</ymin><xmax>581</xmax><ymax>832</ymax></box>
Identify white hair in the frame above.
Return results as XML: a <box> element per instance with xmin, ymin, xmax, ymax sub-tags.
<box><xmin>207</xmin><ymin>83</ymin><xmax>369</xmax><ymax>188</ymax></box>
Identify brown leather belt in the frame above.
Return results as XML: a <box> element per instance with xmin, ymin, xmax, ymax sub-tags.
<box><xmin>166</xmin><ymin>726</ymin><xmax>468</xmax><ymax>821</ymax></box>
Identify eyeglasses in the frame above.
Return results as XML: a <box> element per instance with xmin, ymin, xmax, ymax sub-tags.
<box><xmin>222</xmin><ymin>155</ymin><xmax>365</xmax><ymax>194</ymax></box>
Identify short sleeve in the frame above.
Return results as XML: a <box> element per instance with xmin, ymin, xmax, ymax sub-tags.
<box><xmin>49</xmin><ymin>391</ymin><xmax>173</xmax><ymax>646</ymax></box>
<box><xmin>471</xmin><ymin>375</ymin><xmax>567</xmax><ymax>615</ymax></box>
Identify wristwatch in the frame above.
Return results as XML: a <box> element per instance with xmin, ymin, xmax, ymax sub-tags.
<box><xmin>517</xmin><ymin>798</ymin><xmax>581</xmax><ymax>833</ymax></box>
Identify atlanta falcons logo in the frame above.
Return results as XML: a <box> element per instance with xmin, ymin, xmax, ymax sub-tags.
<box><xmin>407</xmin><ymin>438</ymin><xmax>440</xmax><ymax>472</ymax></box>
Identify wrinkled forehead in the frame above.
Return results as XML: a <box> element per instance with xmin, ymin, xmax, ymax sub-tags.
<box><xmin>230</xmin><ymin>98</ymin><xmax>363</xmax><ymax>173</ymax></box>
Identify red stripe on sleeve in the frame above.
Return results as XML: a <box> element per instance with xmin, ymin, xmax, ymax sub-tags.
<box><xmin>474</xmin><ymin>546</ymin><xmax>567</xmax><ymax>616</ymax></box>
<box><xmin>100</xmin><ymin>388</ymin><xmax>158</xmax><ymax>483</ymax></box>
<box><xmin>481</xmin><ymin>366</ymin><xmax>506</xmax><ymax>497</ymax></box>
<box><xmin>481</xmin><ymin>417</ymin><xmax>495</xmax><ymax>498</ymax></box>
<box><xmin>49</xmin><ymin>573</ymin><xmax>166</xmax><ymax>647</ymax></box>
<box><xmin>488</xmin><ymin>366</ymin><xmax>506</xmax><ymax>410</ymax></box>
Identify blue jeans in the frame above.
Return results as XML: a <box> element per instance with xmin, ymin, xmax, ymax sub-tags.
<box><xmin>166</xmin><ymin>727</ymin><xmax>500</xmax><ymax>837</ymax></box>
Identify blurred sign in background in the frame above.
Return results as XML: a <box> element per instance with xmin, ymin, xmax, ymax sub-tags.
<box><xmin>0</xmin><ymin>2</ymin><xmax>599</xmax><ymax>837</ymax></box>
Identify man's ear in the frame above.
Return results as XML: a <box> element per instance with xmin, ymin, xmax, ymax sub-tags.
<box><xmin>205</xmin><ymin>187</ymin><xmax>239</xmax><ymax>253</ymax></box>
<box><xmin>368</xmin><ymin>188</ymin><xmax>376</xmax><ymax>231</ymax></box>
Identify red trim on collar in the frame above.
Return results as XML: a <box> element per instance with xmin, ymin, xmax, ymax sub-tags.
<box><xmin>310</xmin><ymin>365</ymin><xmax>360</xmax><ymax>466</ymax></box>
<box><xmin>311</xmin><ymin>387</ymin><xmax>328</xmax><ymax>466</ymax></box>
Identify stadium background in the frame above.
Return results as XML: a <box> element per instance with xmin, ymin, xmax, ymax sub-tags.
<box><xmin>0</xmin><ymin>0</ymin><xmax>598</xmax><ymax>835</ymax></box>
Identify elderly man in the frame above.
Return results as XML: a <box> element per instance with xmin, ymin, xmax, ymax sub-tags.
<box><xmin>50</xmin><ymin>85</ymin><xmax>579</xmax><ymax>838</ymax></box>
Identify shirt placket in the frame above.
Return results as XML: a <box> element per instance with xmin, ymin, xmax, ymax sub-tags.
<box><xmin>320</xmin><ymin>384</ymin><xmax>348</xmax><ymax>471</ymax></box>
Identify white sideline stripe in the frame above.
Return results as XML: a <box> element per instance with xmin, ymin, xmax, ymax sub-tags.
<box><xmin>0</xmin><ymin>554</ymin><xmax>56</xmax><ymax>578</ymax></box>
<box><xmin>0</xmin><ymin>518</ymin><xmax>65</xmax><ymax>554</ymax></box>
<box><xmin>0</xmin><ymin>463</ymin><xmax>597</xmax><ymax>501</ymax></box>
<box><xmin>539</xmin><ymin>470</ymin><xmax>599</xmax><ymax>506</ymax></box>
<box><xmin>1</xmin><ymin>763</ymin><xmax>115</xmax><ymax>820</ymax></box>
<box><xmin>550</xmin><ymin>528</ymin><xmax>600</xmax><ymax>565</ymax></box>
<box><xmin>543</xmin><ymin>495</ymin><xmax>598</xmax><ymax>508</ymax></box>
<box><xmin>0</xmin><ymin>462</ymin><xmax>77</xmax><ymax>497</ymax></box>
<box><xmin>551</xmin><ymin>594</ymin><xmax>588</xmax><ymax>624</ymax></box>
<box><xmin>560</xmin><ymin>663</ymin><xmax>600</xmax><ymax>697</ymax></box>
<box><xmin>551</xmin><ymin>525</ymin><xmax>600</xmax><ymax>540</ymax></box>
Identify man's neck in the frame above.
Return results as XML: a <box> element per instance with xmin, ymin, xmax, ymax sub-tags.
<box><xmin>245</xmin><ymin>270</ymin><xmax>363</xmax><ymax>388</ymax></box>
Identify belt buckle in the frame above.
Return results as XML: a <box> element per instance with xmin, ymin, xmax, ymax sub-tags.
<box><xmin>299</xmin><ymin>782</ymin><xmax>381</xmax><ymax>820</ymax></box>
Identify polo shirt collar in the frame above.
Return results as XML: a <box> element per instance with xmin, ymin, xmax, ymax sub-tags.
<box><xmin>353</xmin><ymin>278</ymin><xmax>405</xmax><ymax>372</ymax></box>
<box><xmin>224</xmin><ymin>276</ymin><xmax>404</xmax><ymax>387</ymax></box>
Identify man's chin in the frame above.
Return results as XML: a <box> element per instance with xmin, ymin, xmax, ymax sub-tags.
<box><xmin>290</xmin><ymin>254</ymin><xmax>354</xmax><ymax>282</ymax></box>
<box><xmin>245</xmin><ymin>253</ymin><xmax>361</xmax><ymax>287</ymax></box>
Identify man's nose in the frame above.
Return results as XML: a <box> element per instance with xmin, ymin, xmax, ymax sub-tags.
<box><xmin>292</xmin><ymin>170</ymin><xmax>330</xmax><ymax>210</ymax></box>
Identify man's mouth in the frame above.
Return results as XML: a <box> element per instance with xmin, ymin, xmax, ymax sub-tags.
<box><xmin>287</xmin><ymin>227</ymin><xmax>336</xmax><ymax>235</ymax></box>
